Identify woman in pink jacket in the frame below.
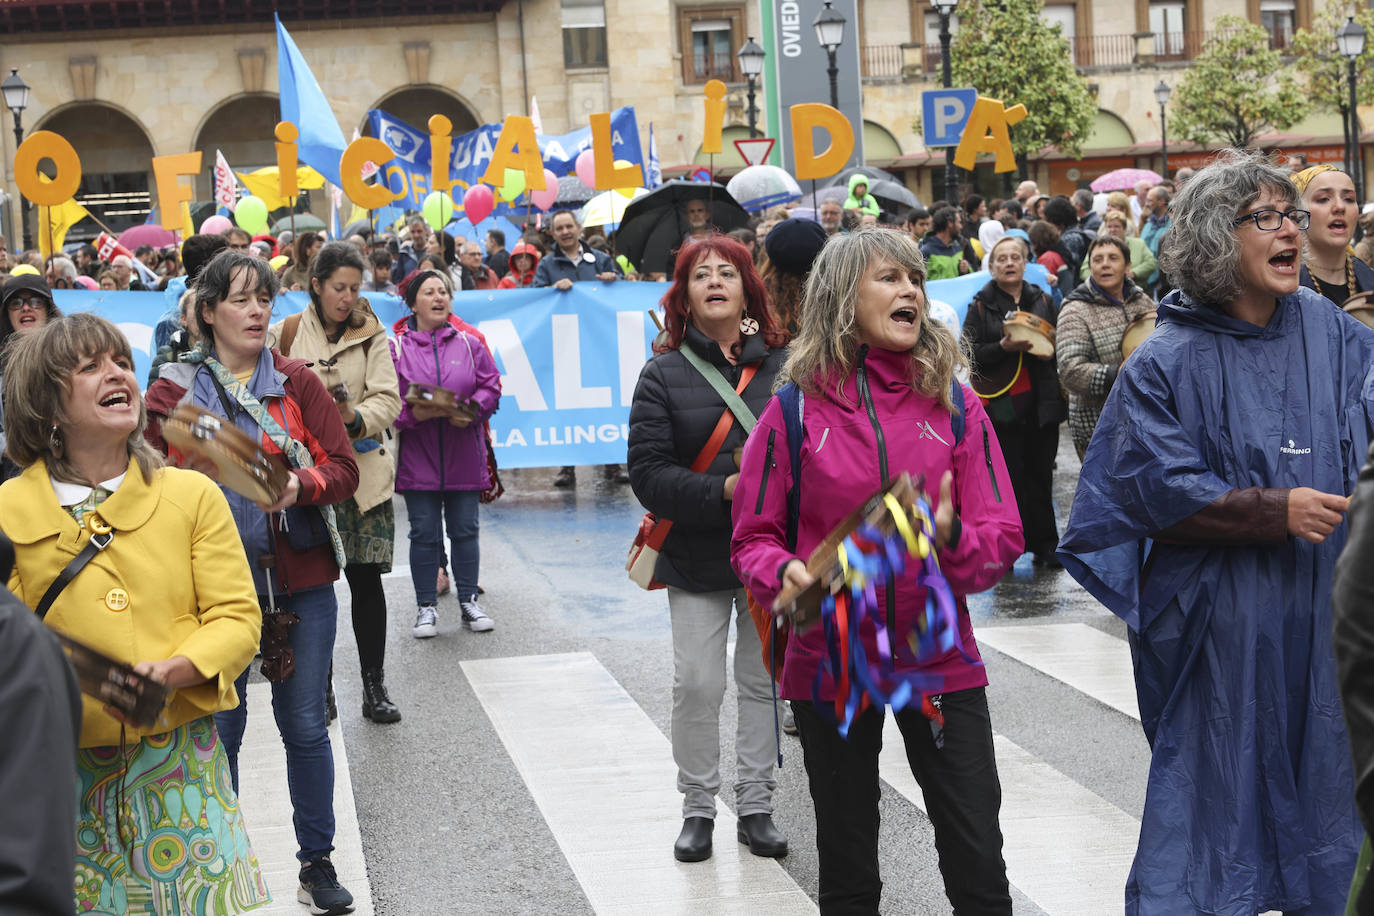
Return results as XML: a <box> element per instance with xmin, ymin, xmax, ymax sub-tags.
<box><xmin>731</xmin><ymin>229</ymin><xmax>1023</xmax><ymax>915</ymax></box>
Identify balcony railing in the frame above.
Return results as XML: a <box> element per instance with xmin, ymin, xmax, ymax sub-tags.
<box><xmin>683</xmin><ymin>52</ymin><xmax>738</xmax><ymax>85</ymax></box>
<box><xmin>910</xmin><ymin>30</ymin><xmax>1238</xmax><ymax>72</ymax></box>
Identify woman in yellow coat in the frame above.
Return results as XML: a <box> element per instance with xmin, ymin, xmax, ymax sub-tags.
<box><xmin>0</xmin><ymin>313</ymin><xmax>268</xmax><ymax>915</ymax></box>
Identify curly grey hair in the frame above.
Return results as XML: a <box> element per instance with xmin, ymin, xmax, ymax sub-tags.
<box><xmin>1158</xmin><ymin>149</ymin><xmax>1297</xmax><ymax>306</ymax></box>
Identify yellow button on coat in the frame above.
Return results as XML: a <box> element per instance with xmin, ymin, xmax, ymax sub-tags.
<box><xmin>105</xmin><ymin>587</ymin><xmax>129</xmax><ymax>611</ymax></box>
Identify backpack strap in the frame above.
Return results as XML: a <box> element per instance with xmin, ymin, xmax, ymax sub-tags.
<box><xmin>949</xmin><ymin>378</ymin><xmax>965</xmax><ymax>445</ymax></box>
<box><xmin>776</xmin><ymin>382</ymin><xmax>804</xmax><ymax>551</ymax></box>
<box><xmin>279</xmin><ymin>312</ymin><xmax>302</xmax><ymax>357</ymax></box>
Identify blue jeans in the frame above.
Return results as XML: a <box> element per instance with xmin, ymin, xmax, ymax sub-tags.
<box><xmin>404</xmin><ymin>489</ymin><xmax>480</xmax><ymax>604</ymax></box>
<box><xmin>215</xmin><ymin>584</ymin><xmax>337</xmax><ymax>863</ymax></box>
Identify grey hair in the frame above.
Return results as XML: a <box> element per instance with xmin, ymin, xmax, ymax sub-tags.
<box><xmin>1158</xmin><ymin>149</ymin><xmax>1297</xmax><ymax>306</ymax></box>
<box><xmin>1071</xmin><ymin>188</ymin><xmax>1094</xmax><ymax>211</ymax></box>
<box><xmin>50</xmin><ymin>256</ymin><xmax>77</xmax><ymax>281</ymax></box>
<box><xmin>779</xmin><ymin>228</ymin><xmax>968</xmax><ymax>410</ymax></box>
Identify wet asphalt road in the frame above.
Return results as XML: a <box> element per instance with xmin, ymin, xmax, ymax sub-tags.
<box><xmin>307</xmin><ymin>430</ymin><xmax>1151</xmax><ymax>915</ymax></box>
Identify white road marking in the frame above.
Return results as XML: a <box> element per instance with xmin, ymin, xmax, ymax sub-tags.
<box><xmin>461</xmin><ymin>652</ymin><xmax>817</xmax><ymax>915</ymax></box>
<box><xmin>977</xmin><ymin>622</ymin><xmax>1141</xmax><ymax>721</ymax></box>
<box><xmin>235</xmin><ymin>681</ymin><xmax>374</xmax><ymax>915</ymax></box>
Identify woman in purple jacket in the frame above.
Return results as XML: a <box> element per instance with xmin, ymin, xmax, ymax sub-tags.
<box><xmin>391</xmin><ymin>270</ymin><xmax>502</xmax><ymax>638</ymax></box>
<box><xmin>731</xmin><ymin>229</ymin><xmax>1023</xmax><ymax>915</ymax></box>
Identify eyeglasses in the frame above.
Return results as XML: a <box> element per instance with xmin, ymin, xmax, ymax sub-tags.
<box><xmin>6</xmin><ymin>296</ymin><xmax>46</xmax><ymax>311</ymax></box>
<box><xmin>1231</xmin><ymin>208</ymin><xmax>1310</xmax><ymax>231</ymax></box>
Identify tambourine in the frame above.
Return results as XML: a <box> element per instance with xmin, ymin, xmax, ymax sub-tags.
<box><xmin>773</xmin><ymin>473</ymin><xmax>920</xmax><ymax>631</ymax></box>
<box><xmin>57</xmin><ymin>632</ymin><xmax>170</xmax><ymax>729</ymax></box>
<box><xmin>1003</xmin><ymin>310</ymin><xmax>1056</xmax><ymax>358</ymax></box>
<box><xmin>405</xmin><ymin>383</ymin><xmax>478</xmax><ymax>420</ymax></box>
<box><xmin>1343</xmin><ymin>291</ymin><xmax>1374</xmax><ymax>330</ymax></box>
<box><xmin>161</xmin><ymin>404</ymin><xmax>290</xmax><ymax>505</ymax></box>
<box><xmin>327</xmin><ymin>381</ymin><xmax>354</xmax><ymax>405</ymax></box>
<box><xmin>1121</xmin><ymin>310</ymin><xmax>1158</xmax><ymax>360</ymax></box>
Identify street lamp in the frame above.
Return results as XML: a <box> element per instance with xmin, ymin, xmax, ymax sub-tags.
<box><xmin>931</xmin><ymin>0</ymin><xmax>959</xmax><ymax>206</ymax></box>
<box><xmin>1154</xmin><ymin>80</ymin><xmax>1172</xmax><ymax>180</ymax></box>
<box><xmin>737</xmin><ymin>36</ymin><xmax>765</xmax><ymax>138</ymax></box>
<box><xmin>2</xmin><ymin>68</ymin><xmax>30</xmax><ymax>251</ymax></box>
<box><xmin>1338</xmin><ymin>15</ymin><xmax>1366</xmax><ymax>202</ymax></box>
<box><xmin>813</xmin><ymin>0</ymin><xmax>846</xmax><ymax>110</ymax></box>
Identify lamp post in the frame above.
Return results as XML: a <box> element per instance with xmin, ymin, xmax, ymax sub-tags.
<box><xmin>2</xmin><ymin>68</ymin><xmax>30</xmax><ymax>252</ymax></box>
<box><xmin>737</xmin><ymin>36</ymin><xmax>765</xmax><ymax>138</ymax></box>
<box><xmin>1154</xmin><ymin>80</ymin><xmax>1172</xmax><ymax>180</ymax></box>
<box><xmin>1338</xmin><ymin>15</ymin><xmax>1366</xmax><ymax>203</ymax></box>
<box><xmin>813</xmin><ymin>0</ymin><xmax>845</xmax><ymax>111</ymax></box>
<box><xmin>931</xmin><ymin>0</ymin><xmax>959</xmax><ymax>206</ymax></box>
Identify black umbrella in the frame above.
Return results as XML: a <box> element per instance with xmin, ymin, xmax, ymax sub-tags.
<box><xmin>615</xmin><ymin>180</ymin><xmax>750</xmax><ymax>275</ymax></box>
<box><xmin>820</xmin><ymin>165</ymin><xmax>904</xmax><ymax>189</ymax></box>
<box><xmin>342</xmin><ymin>218</ymin><xmax>374</xmax><ymax>238</ymax></box>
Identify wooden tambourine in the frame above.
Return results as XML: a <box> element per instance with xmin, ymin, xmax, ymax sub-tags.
<box><xmin>405</xmin><ymin>383</ymin><xmax>477</xmax><ymax>421</ymax></box>
<box><xmin>161</xmin><ymin>404</ymin><xmax>290</xmax><ymax>505</ymax></box>
<box><xmin>1121</xmin><ymin>310</ymin><xmax>1158</xmax><ymax>360</ymax></box>
<box><xmin>1002</xmin><ymin>310</ymin><xmax>1056</xmax><ymax>358</ymax></box>
<box><xmin>1343</xmin><ymin>291</ymin><xmax>1374</xmax><ymax>330</ymax></box>
<box><xmin>773</xmin><ymin>473</ymin><xmax>920</xmax><ymax>632</ymax></box>
<box><xmin>57</xmin><ymin>632</ymin><xmax>170</xmax><ymax>729</ymax></box>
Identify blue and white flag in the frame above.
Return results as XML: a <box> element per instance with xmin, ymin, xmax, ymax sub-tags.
<box><xmin>647</xmin><ymin>123</ymin><xmax>663</xmax><ymax>189</ymax></box>
<box><xmin>276</xmin><ymin>14</ymin><xmax>347</xmax><ymax>188</ymax></box>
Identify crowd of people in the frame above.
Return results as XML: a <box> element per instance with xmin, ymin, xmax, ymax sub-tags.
<box><xmin>9</xmin><ymin>149</ymin><xmax>1374</xmax><ymax>916</ymax></box>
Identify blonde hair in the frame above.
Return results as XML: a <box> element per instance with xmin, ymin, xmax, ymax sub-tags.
<box><xmin>3</xmin><ymin>313</ymin><xmax>163</xmax><ymax>483</ymax></box>
<box><xmin>779</xmin><ymin>228</ymin><xmax>968</xmax><ymax>410</ymax></box>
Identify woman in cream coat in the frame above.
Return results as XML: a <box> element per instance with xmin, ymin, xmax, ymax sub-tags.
<box><xmin>271</xmin><ymin>241</ymin><xmax>404</xmax><ymax>722</ymax></box>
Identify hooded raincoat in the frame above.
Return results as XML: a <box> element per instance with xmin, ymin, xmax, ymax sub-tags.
<box><xmin>1058</xmin><ymin>285</ymin><xmax>1374</xmax><ymax>915</ymax></box>
<box><xmin>842</xmin><ymin>174</ymin><xmax>880</xmax><ymax>218</ymax></box>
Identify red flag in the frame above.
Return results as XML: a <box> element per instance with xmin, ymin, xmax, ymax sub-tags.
<box><xmin>94</xmin><ymin>232</ymin><xmax>134</xmax><ymax>262</ymax></box>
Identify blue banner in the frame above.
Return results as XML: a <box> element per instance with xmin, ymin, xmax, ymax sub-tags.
<box><xmin>365</xmin><ymin>106</ymin><xmax>644</xmax><ymax>214</ymax></box>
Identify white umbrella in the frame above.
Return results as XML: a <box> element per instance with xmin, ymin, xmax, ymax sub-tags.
<box><xmin>579</xmin><ymin>187</ymin><xmax>648</xmax><ymax>229</ymax></box>
<box><xmin>727</xmin><ymin>165</ymin><xmax>803</xmax><ymax>213</ymax></box>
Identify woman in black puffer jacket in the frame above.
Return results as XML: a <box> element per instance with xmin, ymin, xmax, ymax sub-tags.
<box><xmin>628</xmin><ymin>235</ymin><xmax>788</xmax><ymax>866</ymax></box>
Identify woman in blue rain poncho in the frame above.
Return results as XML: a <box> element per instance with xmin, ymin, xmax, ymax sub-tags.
<box><xmin>1059</xmin><ymin>150</ymin><xmax>1374</xmax><ymax>916</ymax></box>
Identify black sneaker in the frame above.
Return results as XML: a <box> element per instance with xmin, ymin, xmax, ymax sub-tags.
<box><xmin>298</xmin><ymin>857</ymin><xmax>354</xmax><ymax>915</ymax></box>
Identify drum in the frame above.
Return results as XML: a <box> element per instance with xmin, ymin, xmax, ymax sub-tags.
<box><xmin>1343</xmin><ymin>291</ymin><xmax>1374</xmax><ymax>330</ymax></box>
<box><xmin>405</xmin><ymin>383</ymin><xmax>478</xmax><ymax>421</ymax></box>
<box><xmin>1002</xmin><ymin>310</ymin><xmax>1056</xmax><ymax>358</ymax></box>
<box><xmin>161</xmin><ymin>405</ymin><xmax>290</xmax><ymax>505</ymax></box>
<box><xmin>1121</xmin><ymin>310</ymin><xmax>1158</xmax><ymax>360</ymax></box>
<box><xmin>773</xmin><ymin>473</ymin><xmax>921</xmax><ymax>631</ymax></box>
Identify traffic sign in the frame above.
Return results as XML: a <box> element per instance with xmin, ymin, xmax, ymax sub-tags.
<box><xmin>922</xmin><ymin>88</ymin><xmax>979</xmax><ymax>148</ymax></box>
<box><xmin>733</xmin><ymin>138</ymin><xmax>776</xmax><ymax>167</ymax></box>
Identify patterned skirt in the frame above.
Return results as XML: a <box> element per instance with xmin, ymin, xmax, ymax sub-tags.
<box><xmin>74</xmin><ymin>717</ymin><xmax>270</xmax><ymax>915</ymax></box>
<box><xmin>334</xmin><ymin>495</ymin><xmax>395</xmax><ymax>572</ymax></box>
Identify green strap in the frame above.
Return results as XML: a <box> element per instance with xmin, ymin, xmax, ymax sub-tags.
<box><xmin>679</xmin><ymin>343</ymin><xmax>758</xmax><ymax>432</ymax></box>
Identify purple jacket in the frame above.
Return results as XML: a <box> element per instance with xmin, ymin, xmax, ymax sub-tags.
<box><xmin>391</xmin><ymin>321</ymin><xmax>502</xmax><ymax>491</ymax></box>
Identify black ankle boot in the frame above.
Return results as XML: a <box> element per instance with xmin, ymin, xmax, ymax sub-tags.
<box><xmin>361</xmin><ymin>668</ymin><xmax>401</xmax><ymax>723</ymax></box>
<box><xmin>326</xmin><ymin>676</ymin><xmax>337</xmax><ymax>723</ymax></box>
<box><xmin>673</xmin><ymin>816</ymin><xmax>714</xmax><ymax>862</ymax></box>
<box><xmin>736</xmin><ymin>812</ymin><xmax>788</xmax><ymax>857</ymax></box>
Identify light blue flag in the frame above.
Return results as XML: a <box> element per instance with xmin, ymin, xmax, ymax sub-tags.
<box><xmin>275</xmin><ymin>13</ymin><xmax>347</xmax><ymax>187</ymax></box>
<box><xmin>647</xmin><ymin>123</ymin><xmax>663</xmax><ymax>189</ymax></box>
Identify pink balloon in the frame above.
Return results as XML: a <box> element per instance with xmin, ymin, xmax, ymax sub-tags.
<box><xmin>200</xmin><ymin>214</ymin><xmax>233</xmax><ymax>235</ymax></box>
<box><xmin>530</xmin><ymin>168</ymin><xmax>560</xmax><ymax>211</ymax></box>
<box><xmin>575</xmin><ymin>149</ymin><xmax>597</xmax><ymax>190</ymax></box>
<box><xmin>463</xmin><ymin>185</ymin><xmax>494</xmax><ymax>225</ymax></box>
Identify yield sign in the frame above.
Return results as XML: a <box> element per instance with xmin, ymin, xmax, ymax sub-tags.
<box><xmin>733</xmin><ymin>137</ymin><xmax>776</xmax><ymax>167</ymax></box>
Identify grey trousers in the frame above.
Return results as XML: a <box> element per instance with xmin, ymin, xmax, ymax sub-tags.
<box><xmin>667</xmin><ymin>585</ymin><xmax>777</xmax><ymax>819</ymax></box>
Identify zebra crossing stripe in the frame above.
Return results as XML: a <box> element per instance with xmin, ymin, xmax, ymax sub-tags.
<box><xmin>976</xmin><ymin>623</ymin><xmax>1141</xmax><ymax>721</ymax></box>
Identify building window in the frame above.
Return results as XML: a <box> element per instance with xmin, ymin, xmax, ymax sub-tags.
<box><xmin>922</xmin><ymin>11</ymin><xmax>960</xmax><ymax>71</ymax></box>
<box><xmin>1041</xmin><ymin>4</ymin><xmax>1077</xmax><ymax>62</ymax></box>
<box><xmin>563</xmin><ymin>0</ymin><xmax>607</xmax><ymax>69</ymax></box>
<box><xmin>1261</xmin><ymin>0</ymin><xmax>1296</xmax><ymax>50</ymax></box>
<box><xmin>1150</xmin><ymin>0</ymin><xmax>1186</xmax><ymax>58</ymax></box>
<box><xmin>679</xmin><ymin>6</ymin><xmax>744</xmax><ymax>84</ymax></box>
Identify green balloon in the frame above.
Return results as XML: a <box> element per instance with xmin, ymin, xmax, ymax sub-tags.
<box><xmin>500</xmin><ymin>168</ymin><xmax>527</xmax><ymax>203</ymax></box>
<box><xmin>234</xmin><ymin>196</ymin><xmax>268</xmax><ymax>234</ymax></box>
<box><xmin>422</xmin><ymin>191</ymin><xmax>454</xmax><ymax>231</ymax></box>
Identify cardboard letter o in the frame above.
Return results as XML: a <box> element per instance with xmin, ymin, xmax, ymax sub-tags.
<box><xmin>15</xmin><ymin>131</ymin><xmax>82</xmax><ymax>206</ymax></box>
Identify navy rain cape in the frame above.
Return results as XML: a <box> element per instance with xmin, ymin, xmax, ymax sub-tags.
<box><xmin>1059</xmin><ymin>286</ymin><xmax>1374</xmax><ymax>915</ymax></box>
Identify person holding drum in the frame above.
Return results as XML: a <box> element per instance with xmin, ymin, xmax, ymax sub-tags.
<box><xmin>627</xmin><ymin>235</ymin><xmax>789</xmax><ymax>864</ymax></box>
<box><xmin>731</xmin><ymin>228</ymin><xmax>1023</xmax><ymax>914</ymax></box>
<box><xmin>0</xmin><ymin>313</ymin><xmax>269</xmax><ymax>915</ymax></box>
<box><xmin>1292</xmin><ymin>164</ymin><xmax>1374</xmax><ymax>309</ymax></box>
<box><xmin>1059</xmin><ymin>150</ymin><xmax>1374</xmax><ymax>915</ymax></box>
<box><xmin>962</xmin><ymin>234</ymin><xmax>1066</xmax><ymax>567</ymax></box>
<box><xmin>392</xmin><ymin>269</ymin><xmax>501</xmax><ymax>639</ymax></box>
<box><xmin>145</xmin><ymin>250</ymin><xmax>361</xmax><ymax>916</ymax></box>
<box><xmin>270</xmin><ymin>241</ymin><xmax>404</xmax><ymax>725</ymax></box>
<box><xmin>1057</xmin><ymin>235</ymin><xmax>1157</xmax><ymax>459</ymax></box>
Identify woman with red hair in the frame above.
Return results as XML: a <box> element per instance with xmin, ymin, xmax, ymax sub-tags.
<box><xmin>627</xmin><ymin>235</ymin><xmax>790</xmax><ymax>864</ymax></box>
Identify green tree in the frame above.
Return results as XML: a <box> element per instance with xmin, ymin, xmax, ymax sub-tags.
<box><xmin>1291</xmin><ymin>2</ymin><xmax>1374</xmax><ymax>129</ymax></box>
<box><xmin>1170</xmin><ymin>16</ymin><xmax>1308</xmax><ymax>149</ymax></box>
<box><xmin>943</xmin><ymin>0</ymin><xmax>1096</xmax><ymax>162</ymax></box>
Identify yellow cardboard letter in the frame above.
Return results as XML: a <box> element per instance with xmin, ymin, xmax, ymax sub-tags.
<box><xmin>590</xmin><ymin>112</ymin><xmax>641</xmax><ymax>190</ymax></box>
<box><xmin>275</xmin><ymin>122</ymin><xmax>300</xmax><ymax>198</ymax></box>
<box><xmin>341</xmin><ymin>137</ymin><xmax>398</xmax><ymax>210</ymax></box>
<box><xmin>480</xmin><ymin>115</ymin><xmax>546</xmax><ymax>191</ymax></box>
<box><xmin>430</xmin><ymin>115</ymin><xmax>455</xmax><ymax>194</ymax></box>
<box><xmin>14</xmin><ymin>131</ymin><xmax>82</xmax><ymax>206</ymax></box>
<box><xmin>701</xmin><ymin>79</ymin><xmax>727</xmax><ymax>154</ymax></box>
<box><xmin>790</xmin><ymin>103</ymin><xmax>853</xmax><ymax>181</ymax></box>
<box><xmin>152</xmin><ymin>152</ymin><xmax>202</xmax><ymax>232</ymax></box>
<box><xmin>953</xmin><ymin>98</ymin><xmax>1027</xmax><ymax>173</ymax></box>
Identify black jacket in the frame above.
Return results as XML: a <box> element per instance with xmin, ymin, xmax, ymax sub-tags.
<box><xmin>962</xmin><ymin>279</ymin><xmax>1067</xmax><ymax>428</ymax></box>
<box><xmin>628</xmin><ymin>325</ymin><xmax>785</xmax><ymax>592</ymax></box>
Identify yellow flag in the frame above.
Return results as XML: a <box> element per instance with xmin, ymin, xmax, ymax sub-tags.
<box><xmin>236</xmin><ymin>166</ymin><xmax>327</xmax><ymax>211</ymax></box>
<box><xmin>37</xmin><ymin>175</ymin><xmax>90</xmax><ymax>259</ymax></box>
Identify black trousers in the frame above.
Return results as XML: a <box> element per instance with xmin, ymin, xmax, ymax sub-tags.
<box><xmin>793</xmin><ymin>688</ymin><xmax>1011</xmax><ymax>916</ymax></box>
<box><xmin>343</xmin><ymin>562</ymin><xmax>387</xmax><ymax>671</ymax></box>
<box><xmin>992</xmin><ymin>416</ymin><xmax>1059</xmax><ymax>556</ymax></box>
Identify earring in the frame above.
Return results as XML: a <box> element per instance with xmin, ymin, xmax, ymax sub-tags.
<box><xmin>739</xmin><ymin>316</ymin><xmax>760</xmax><ymax>336</ymax></box>
<box><xmin>48</xmin><ymin>424</ymin><xmax>64</xmax><ymax>459</ymax></box>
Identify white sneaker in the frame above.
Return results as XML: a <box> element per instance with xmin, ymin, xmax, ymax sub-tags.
<box><xmin>460</xmin><ymin>598</ymin><xmax>494</xmax><ymax>632</ymax></box>
<box><xmin>412</xmin><ymin>604</ymin><xmax>438</xmax><ymax>638</ymax></box>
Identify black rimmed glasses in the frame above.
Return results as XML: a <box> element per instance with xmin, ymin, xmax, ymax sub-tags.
<box><xmin>1231</xmin><ymin>208</ymin><xmax>1311</xmax><ymax>231</ymax></box>
<box><xmin>5</xmin><ymin>296</ymin><xmax>46</xmax><ymax>311</ymax></box>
